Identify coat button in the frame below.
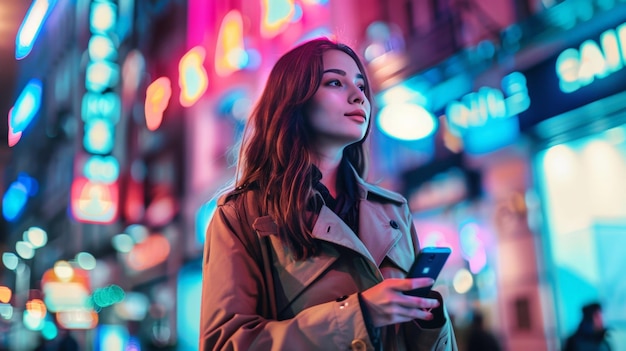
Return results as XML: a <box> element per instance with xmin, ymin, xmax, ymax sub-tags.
<box><xmin>389</xmin><ymin>220</ymin><xmax>399</xmax><ymax>229</ymax></box>
<box><xmin>350</xmin><ymin>339</ymin><xmax>367</xmax><ymax>351</ymax></box>
<box><xmin>336</xmin><ymin>295</ymin><xmax>348</xmax><ymax>302</ymax></box>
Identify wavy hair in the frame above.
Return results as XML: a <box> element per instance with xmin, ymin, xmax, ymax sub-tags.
<box><xmin>235</xmin><ymin>38</ymin><xmax>373</xmax><ymax>259</ymax></box>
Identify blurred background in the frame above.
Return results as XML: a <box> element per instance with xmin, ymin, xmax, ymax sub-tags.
<box><xmin>1</xmin><ymin>0</ymin><xmax>626</xmax><ymax>350</ymax></box>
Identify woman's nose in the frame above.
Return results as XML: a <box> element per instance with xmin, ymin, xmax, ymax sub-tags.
<box><xmin>350</xmin><ymin>88</ymin><xmax>365</xmax><ymax>104</ymax></box>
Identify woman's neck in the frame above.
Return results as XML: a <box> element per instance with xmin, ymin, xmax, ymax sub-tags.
<box><xmin>314</xmin><ymin>153</ymin><xmax>342</xmax><ymax>198</ymax></box>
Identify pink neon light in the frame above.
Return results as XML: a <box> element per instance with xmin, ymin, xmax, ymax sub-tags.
<box><xmin>187</xmin><ymin>0</ymin><xmax>210</xmax><ymax>48</ymax></box>
<box><xmin>8</xmin><ymin>108</ymin><xmax>22</xmax><ymax>147</ymax></box>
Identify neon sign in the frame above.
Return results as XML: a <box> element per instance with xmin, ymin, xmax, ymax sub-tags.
<box><xmin>72</xmin><ymin>0</ymin><xmax>120</xmax><ymax>224</ymax></box>
<box><xmin>556</xmin><ymin>22</ymin><xmax>626</xmax><ymax>93</ymax></box>
<box><xmin>445</xmin><ymin>72</ymin><xmax>529</xmax><ymax>134</ymax></box>
<box><xmin>71</xmin><ymin>177</ymin><xmax>119</xmax><ymax>224</ymax></box>
<box><xmin>444</xmin><ymin>72</ymin><xmax>529</xmax><ymax>154</ymax></box>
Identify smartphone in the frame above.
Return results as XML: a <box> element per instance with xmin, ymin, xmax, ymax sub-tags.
<box><xmin>404</xmin><ymin>247</ymin><xmax>451</xmax><ymax>297</ymax></box>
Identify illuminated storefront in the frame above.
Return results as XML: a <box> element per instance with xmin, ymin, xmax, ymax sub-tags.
<box><xmin>519</xmin><ymin>14</ymin><xmax>626</xmax><ymax>350</ymax></box>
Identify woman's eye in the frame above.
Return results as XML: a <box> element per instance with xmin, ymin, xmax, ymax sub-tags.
<box><xmin>327</xmin><ymin>80</ymin><xmax>342</xmax><ymax>87</ymax></box>
<box><xmin>358</xmin><ymin>84</ymin><xmax>365</xmax><ymax>91</ymax></box>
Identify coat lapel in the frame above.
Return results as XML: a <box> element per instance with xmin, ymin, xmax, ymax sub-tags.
<box><xmin>353</xmin><ymin>172</ymin><xmax>415</xmax><ymax>273</ymax></box>
<box><xmin>311</xmin><ymin>206</ymin><xmax>376</xmax><ymax>264</ymax></box>
<box><xmin>253</xmin><ymin>215</ymin><xmax>340</xmax><ymax>312</ymax></box>
<box><xmin>357</xmin><ymin>200</ymin><xmax>402</xmax><ymax>266</ymax></box>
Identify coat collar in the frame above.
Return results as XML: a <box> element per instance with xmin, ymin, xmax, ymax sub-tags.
<box><xmin>311</xmin><ymin>201</ymin><xmax>402</xmax><ymax>268</ymax></box>
<box><xmin>350</xmin><ymin>166</ymin><xmax>406</xmax><ymax>205</ymax></box>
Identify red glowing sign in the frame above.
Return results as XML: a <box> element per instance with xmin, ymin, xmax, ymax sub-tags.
<box><xmin>70</xmin><ymin>177</ymin><xmax>119</xmax><ymax>224</ymax></box>
<box><xmin>125</xmin><ymin>234</ymin><xmax>170</xmax><ymax>272</ymax></box>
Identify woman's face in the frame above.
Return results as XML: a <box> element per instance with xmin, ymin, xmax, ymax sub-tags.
<box><xmin>305</xmin><ymin>50</ymin><xmax>371</xmax><ymax>154</ymax></box>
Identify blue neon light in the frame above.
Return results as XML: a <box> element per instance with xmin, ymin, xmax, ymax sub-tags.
<box><xmin>195</xmin><ymin>198</ymin><xmax>217</xmax><ymax>245</ymax></box>
<box><xmin>2</xmin><ymin>173</ymin><xmax>38</xmax><ymax>222</ymax></box>
<box><xmin>10</xmin><ymin>79</ymin><xmax>42</xmax><ymax>133</ymax></box>
<box><xmin>15</xmin><ymin>0</ymin><xmax>57</xmax><ymax>60</ymax></box>
<box><xmin>2</xmin><ymin>182</ymin><xmax>28</xmax><ymax>222</ymax></box>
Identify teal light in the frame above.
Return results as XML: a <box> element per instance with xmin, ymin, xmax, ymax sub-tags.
<box><xmin>15</xmin><ymin>0</ymin><xmax>57</xmax><ymax>60</ymax></box>
<box><xmin>377</xmin><ymin>103</ymin><xmax>437</xmax><ymax>141</ymax></box>
<box><xmin>195</xmin><ymin>198</ymin><xmax>217</xmax><ymax>245</ymax></box>
<box><xmin>83</xmin><ymin>119</ymin><xmax>114</xmax><ymax>154</ymax></box>
<box><xmin>10</xmin><ymin>79</ymin><xmax>42</xmax><ymax>133</ymax></box>
<box><xmin>81</xmin><ymin>92</ymin><xmax>120</xmax><ymax>124</ymax></box>
<box><xmin>600</xmin><ymin>30</ymin><xmax>623</xmax><ymax>72</ymax></box>
<box><xmin>577</xmin><ymin>40</ymin><xmax>610</xmax><ymax>83</ymax></box>
<box><xmin>90</xmin><ymin>1</ymin><xmax>117</xmax><ymax>33</ymax></box>
<box><xmin>377</xmin><ymin>83</ymin><xmax>428</xmax><ymax>107</ymax></box>
<box><xmin>2</xmin><ymin>253</ymin><xmax>19</xmax><ymax>271</ymax></box>
<box><xmin>266</xmin><ymin>0</ymin><xmax>293</xmax><ymax>25</ymax></box>
<box><xmin>41</xmin><ymin>319</ymin><xmax>58</xmax><ymax>340</ymax></box>
<box><xmin>23</xmin><ymin>310</ymin><xmax>45</xmax><ymax>331</ymax></box>
<box><xmin>84</xmin><ymin>155</ymin><xmax>119</xmax><ymax>183</ymax></box>
<box><xmin>556</xmin><ymin>22</ymin><xmax>626</xmax><ymax>93</ymax></box>
<box><xmin>91</xmin><ymin>285</ymin><xmax>125</xmax><ymax>308</ymax></box>
<box><xmin>88</xmin><ymin>35</ymin><xmax>118</xmax><ymax>61</ymax></box>
<box><xmin>441</xmin><ymin>72</ymin><xmax>527</xmax><ymax>154</ymax></box>
<box><xmin>177</xmin><ymin>261</ymin><xmax>203</xmax><ymax>351</ymax></box>
<box><xmin>85</xmin><ymin>61</ymin><xmax>120</xmax><ymax>93</ymax></box>
<box><xmin>502</xmin><ymin>72</ymin><xmax>530</xmax><ymax>116</ymax></box>
<box><xmin>463</xmin><ymin>114</ymin><xmax>519</xmax><ymax>155</ymax></box>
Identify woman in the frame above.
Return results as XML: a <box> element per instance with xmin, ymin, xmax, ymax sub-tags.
<box><xmin>200</xmin><ymin>38</ymin><xmax>458</xmax><ymax>351</ymax></box>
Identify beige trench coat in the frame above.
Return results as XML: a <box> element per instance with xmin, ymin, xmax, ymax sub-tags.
<box><xmin>200</xmin><ymin>175</ymin><xmax>458</xmax><ymax>351</ymax></box>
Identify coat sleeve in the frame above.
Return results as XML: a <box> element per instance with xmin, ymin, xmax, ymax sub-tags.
<box><xmin>400</xmin><ymin>294</ymin><xmax>459</xmax><ymax>351</ymax></box>
<box><xmin>199</xmin><ymin>202</ymin><xmax>373</xmax><ymax>351</ymax></box>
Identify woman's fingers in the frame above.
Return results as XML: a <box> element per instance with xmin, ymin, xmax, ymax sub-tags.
<box><xmin>388</xmin><ymin>277</ymin><xmax>434</xmax><ymax>292</ymax></box>
<box><xmin>360</xmin><ymin>278</ymin><xmax>441</xmax><ymax>327</ymax></box>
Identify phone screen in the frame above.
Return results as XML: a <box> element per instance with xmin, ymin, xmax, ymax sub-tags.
<box><xmin>404</xmin><ymin>247</ymin><xmax>451</xmax><ymax>297</ymax></box>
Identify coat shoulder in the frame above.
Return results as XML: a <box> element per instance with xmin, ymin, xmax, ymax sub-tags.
<box><xmin>217</xmin><ymin>182</ymin><xmax>261</xmax><ymax>207</ymax></box>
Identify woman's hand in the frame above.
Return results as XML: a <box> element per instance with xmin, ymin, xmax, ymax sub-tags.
<box><xmin>360</xmin><ymin>278</ymin><xmax>440</xmax><ymax>328</ymax></box>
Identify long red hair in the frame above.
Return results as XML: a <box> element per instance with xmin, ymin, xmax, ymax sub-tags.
<box><xmin>236</xmin><ymin>38</ymin><xmax>373</xmax><ymax>259</ymax></box>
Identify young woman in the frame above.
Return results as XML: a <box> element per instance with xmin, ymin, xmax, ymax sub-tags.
<box><xmin>199</xmin><ymin>38</ymin><xmax>458</xmax><ymax>351</ymax></box>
